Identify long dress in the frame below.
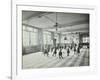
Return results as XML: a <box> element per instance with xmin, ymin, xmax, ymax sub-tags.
<box><xmin>67</xmin><ymin>48</ymin><xmax>70</xmax><ymax>56</ymax></box>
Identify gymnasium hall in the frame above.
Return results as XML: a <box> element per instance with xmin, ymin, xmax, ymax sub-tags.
<box><xmin>22</xmin><ymin>11</ymin><xmax>89</xmax><ymax>69</ymax></box>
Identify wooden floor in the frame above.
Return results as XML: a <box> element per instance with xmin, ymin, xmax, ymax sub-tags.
<box><xmin>22</xmin><ymin>48</ymin><xmax>89</xmax><ymax>69</ymax></box>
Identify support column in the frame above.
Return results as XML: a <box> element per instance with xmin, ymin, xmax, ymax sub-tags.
<box><xmin>59</xmin><ymin>33</ymin><xmax>61</xmax><ymax>45</ymax></box>
<box><xmin>38</xmin><ymin>29</ymin><xmax>44</xmax><ymax>51</ymax></box>
<box><xmin>51</xmin><ymin>32</ymin><xmax>56</xmax><ymax>47</ymax></box>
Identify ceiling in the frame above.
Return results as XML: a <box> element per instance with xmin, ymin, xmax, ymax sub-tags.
<box><xmin>22</xmin><ymin>11</ymin><xmax>89</xmax><ymax>33</ymax></box>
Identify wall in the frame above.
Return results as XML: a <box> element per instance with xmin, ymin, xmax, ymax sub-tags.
<box><xmin>0</xmin><ymin>0</ymin><xmax>100</xmax><ymax>80</ymax></box>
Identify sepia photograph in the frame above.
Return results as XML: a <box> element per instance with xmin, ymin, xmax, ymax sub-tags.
<box><xmin>22</xmin><ymin>11</ymin><xmax>90</xmax><ymax>69</ymax></box>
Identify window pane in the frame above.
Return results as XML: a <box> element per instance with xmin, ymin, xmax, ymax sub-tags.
<box><xmin>83</xmin><ymin>37</ymin><xmax>89</xmax><ymax>43</ymax></box>
<box><xmin>23</xmin><ymin>31</ymin><xmax>30</xmax><ymax>47</ymax></box>
<box><xmin>26</xmin><ymin>27</ymin><xmax>34</xmax><ymax>31</ymax></box>
<box><xmin>54</xmin><ymin>34</ymin><xmax>59</xmax><ymax>44</ymax></box>
<box><xmin>22</xmin><ymin>25</ymin><xmax>38</xmax><ymax>47</ymax></box>
<box><xmin>34</xmin><ymin>28</ymin><xmax>38</xmax><ymax>33</ymax></box>
<box><xmin>43</xmin><ymin>31</ymin><xmax>51</xmax><ymax>45</ymax></box>
<box><xmin>23</xmin><ymin>25</ymin><xmax>26</xmax><ymax>30</ymax></box>
<box><xmin>61</xmin><ymin>35</ymin><xmax>65</xmax><ymax>44</ymax></box>
<box><xmin>30</xmin><ymin>31</ymin><xmax>38</xmax><ymax>46</ymax></box>
<box><xmin>30</xmin><ymin>32</ymin><xmax>34</xmax><ymax>46</ymax></box>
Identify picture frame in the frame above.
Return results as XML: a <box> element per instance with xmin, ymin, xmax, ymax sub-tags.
<box><xmin>11</xmin><ymin>1</ymin><xmax>97</xmax><ymax>80</ymax></box>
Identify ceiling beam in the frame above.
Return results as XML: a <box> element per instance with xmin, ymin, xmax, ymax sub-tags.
<box><xmin>59</xmin><ymin>27</ymin><xmax>89</xmax><ymax>32</ymax></box>
<box><xmin>22</xmin><ymin>23</ymin><xmax>41</xmax><ymax>29</ymax></box>
<box><xmin>46</xmin><ymin>27</ymin><xmax>89</xmax><ymax>33</ymax></box>
<box><xmin>43</xmin><ymin>19</ymin><xmax>89</xmax><ymax>29</ymax></box>
<box><xmin>22</xmin><ymin>12</ymin><xmax>45</xmax><ymax>21</ymax></box>
<box><xmin>59</xmin><ymin>20</ymin><xmax>89</xmax><ymax>28</ymax></box>
<box><xmin>22</xmin><ymin>12</ymin><xmax>53</xmax><ymax>21</ymax></box>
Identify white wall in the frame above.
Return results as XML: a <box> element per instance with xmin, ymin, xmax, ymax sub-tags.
<box><xmin>0</xmin><ymin>0</ymin><xmax>100</xmax><ymax>80</ymax></box>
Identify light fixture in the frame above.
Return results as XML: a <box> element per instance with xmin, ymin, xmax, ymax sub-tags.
<box><xmin>54</xmin><ymin>12</ymin><xmax>58</xmax><ymax>32</ymax></box>
<box><xmin>64</xmin><ymin>37</ymin><xmax>67</xmax><ymax>40</ymax></box>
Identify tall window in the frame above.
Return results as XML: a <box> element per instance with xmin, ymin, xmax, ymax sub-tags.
<box><xmin>61</xmin><ymin>35</ymin><xmax>66</xmax><ymax>44</ymax></box>
<box><xmin>54</xmin><ymin>33</ymin><xmax>59</xmax><ymax>44</ymax></box>
<box><xmin>30</xmin><ymin>28</ymin><xmax>38</xmax><ymax>46</ymax></box>
<box><xmin>23</xmin><ymin>30</ymin><xmax>30</xmax><ymax>47</ymax></box>
<box><xmin>22</xmin><ymin>25</ymin><xmax>38</xmax><ymax>47</ymax></box>
<box><xmin>61</xmin><ymin>33</ymin><xmax>80</xmax><ymax>44</ymax></box>
<box><xmin>23</xmin><ymin>25</ymin><xmax>30</xmax><ymax>47</ymax></box>
<box><xmin>43</xmin><ymin>31</ymin><xmax>52</xmax><ymax>45</ymax></box>
<box><xmin>82</xmin><ymin>37</ymin><xmax>89</xmax><ymax>43</ymax></box>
